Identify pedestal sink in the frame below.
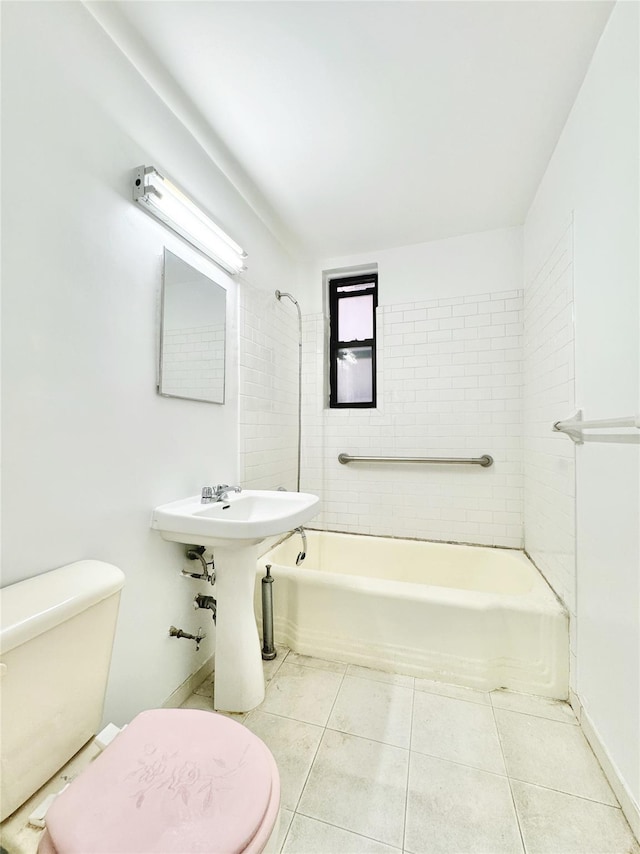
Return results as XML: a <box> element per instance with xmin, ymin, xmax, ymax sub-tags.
<box><xmin>151</xmin><ymin>490</ymin><xmax>319</xmax><ymax>712</ymax></box>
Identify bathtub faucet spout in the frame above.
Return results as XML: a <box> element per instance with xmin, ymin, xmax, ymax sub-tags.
<box><xmin>295</xmin><ymin>527</ymin><xmax>307</xmax><ymax>565</ymax></box>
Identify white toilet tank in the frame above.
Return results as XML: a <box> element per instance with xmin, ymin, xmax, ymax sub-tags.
<box><xmin>0</xmin><ymin>560</ymin><xmax>125</xmax><ymax>821</ymax></box>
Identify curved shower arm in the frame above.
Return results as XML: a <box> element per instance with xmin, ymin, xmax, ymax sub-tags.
<box><xmin>275</xmin><ymin>290</ymin><xmax>302</xmax><ymax>326</ymax></box>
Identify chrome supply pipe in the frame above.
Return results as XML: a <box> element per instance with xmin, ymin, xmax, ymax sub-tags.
<box><xmin>261</xmin><ymin>564</ymin><xmax>276</xmax><ymax>661</ymax></box>
<box><xmin>183</xmin><ymin>546</ymin><xmax>215</xmax><ymax>584</ymax></box>
<box><xmin>275</xmin><ymin>290</ymin><xmax>302</xmax><ymax>491</ymax></box>
<box><xmin>193</xmin><ymin>593</ymin><xmax>217</xmax><ymax>623</ymax></box>
<box><xmin>168</xmin><ymin>626</ymin><xmax>206</xmax><ymax>651</ymax></box>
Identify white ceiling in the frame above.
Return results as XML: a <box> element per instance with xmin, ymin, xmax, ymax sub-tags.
<box><xmin>111</xmin><ymin>1</ymin><xmax>613</xmax><ymax>258</ymax></box>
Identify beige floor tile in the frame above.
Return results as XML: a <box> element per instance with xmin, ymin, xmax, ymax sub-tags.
<box><xmin>179</xmin><ymin>692</ymin><xmax>216</xmax><ymax>712</ymax></box>
<box><xmin>405</xmin><ymin>752</ymin><xmax>524</xmax><ymax>854</ymax></box>
<box><xmin>182</xmin><ymin>691</ymin><xmax>254</xmax><ymax>724</ymax></box>
<box><xmin>414</xmin><ymin>677</ymin><xmax>491</xmax><ymax>705</ymax></box>
<box><xmin>261</xmin><ymin>663</ymin><xmax>344</xmax><ymax>726</ymax></box>
<box><xmin>328</xmin><ymin>675</ymin><xmax>413</xmax><ymax>748</ymax></box>
<box><xmin>245</xmin><ymin>711</ymin><xmax>323</xmax><ymax>811</ymax></box>
<box><xmin>411</xmin><ymin>690</ymin><xmax>505</xmax><ymax>774</ymax></box>
<box><xmin>194</xmin><ymin>673</ymin><xmax>214</xmax><ymax>697</ymax></box>
<box><xmin>346</xmin><ymin>664</ymin><xmax>415</xmax><ymax>688</ymax></box>
<box><xmin>285</xmin><ymin>651</ymin><xmax>347</xmax><ymax>674</ymax></box>
<box><xmin>263</xmin><ymin>646</ymin><xmax>289</xmax><ymax>682</ymax></box>
<box><xmin>512</xmin><ymin>779</ymin><xmax>640</xmax><ymax>854</ymax></box>
<box><xmin>283</xmin><ymin>814</ymin><xmax>402</xmax><ymax>853</ymax></box>
<box><xmin>490</xmin><ymin>689</ymin><xmax>577</xmax><ymax>723</ymax></box>
<box><xmin>298</xmin><ymin>729</ymin><xmax>409</xmax><ymax>849</ymax></box>
<box><xmin>494</xmin><ymin>708</ymin><xmax>617</xmax><ymax>804</ymax></box>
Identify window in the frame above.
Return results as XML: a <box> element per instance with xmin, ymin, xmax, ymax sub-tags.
<box><xmin>328</xmin><ymin>273</ymin><xmax>378</xmax><ymax>408</ymax></box>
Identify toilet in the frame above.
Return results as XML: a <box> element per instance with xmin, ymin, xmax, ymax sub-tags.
<box><xmin>0</xmin><ymin>561</ymin><xmax>280</xmax><ymax>854</ymax></box>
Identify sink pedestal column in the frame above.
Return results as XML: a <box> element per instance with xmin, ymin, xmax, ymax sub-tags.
<box><xmin>213</xmin><ymin>544</ymin><xmax>265</xmax><ymax>713</ymax></box>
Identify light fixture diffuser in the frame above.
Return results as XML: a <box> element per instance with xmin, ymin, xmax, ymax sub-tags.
<box><xmin>133</xmin><ymin>166</ymin><xmax>247</xmax><ymax>274</ymax></box>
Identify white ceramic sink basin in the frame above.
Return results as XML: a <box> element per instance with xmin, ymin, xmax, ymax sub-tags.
<box><xmin>152</xmin><ymin>489</ymin><xmax>320</xmax><ymax>547</ymax></box>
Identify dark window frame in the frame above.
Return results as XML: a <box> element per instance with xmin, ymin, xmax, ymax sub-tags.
<box><xmin>328</xmin><ymin>273</ymin><xmax>378</xmax><ymax>409</ymax></box>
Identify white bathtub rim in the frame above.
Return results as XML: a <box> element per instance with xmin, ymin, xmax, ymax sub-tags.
<box><xmin>277</xmin><ymin>526</ymin><xmax>527</xmax><ymax>553</ymax></box>
<box><xmin>258</xmin><ymin>551</ymin><xmax>566</xmax><ymax>617</ymax></box>
<box><xmin>263</xmin><ymin>530</ymin><xmax>562</xmax><ymax>597</ymax></box>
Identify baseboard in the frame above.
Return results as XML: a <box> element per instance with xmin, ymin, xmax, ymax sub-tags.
<box><xmin>162</xmin><ymin>654</ymin><xmax>214</xmax><ymax>709</ymax></box>
<box><xmin>569</xmin><ymin>689</ymin><xmax>640</xmax><ymax>841</ymax></box>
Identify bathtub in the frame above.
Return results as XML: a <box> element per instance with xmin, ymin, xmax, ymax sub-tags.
<box><xmin>255</xmin><ymin>531</ymin><xmax>569</xmax><ymax>698</ymax></box>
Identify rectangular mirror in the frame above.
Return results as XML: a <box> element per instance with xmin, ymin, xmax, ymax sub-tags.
<box><xmin>159</xmin><ymin>248</ymin><xmax>227</xmax><ymax>403</ymax></box>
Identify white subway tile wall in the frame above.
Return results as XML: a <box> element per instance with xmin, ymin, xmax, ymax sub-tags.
<box><xmin>522</xmin><ymin>220</ymin><xmax>576</xmax><ymax>687</ymax></box>
<box><xmin>300</xmin><ymin>290</ymin><xmax>524</xmax><ymax>548</ymax></box>
<box><xmin>161</xmin><ymin>324</ymin><xmax>225</xmax><ymax>401</ymax></box>
<box><xmin>239</xmin><ymin>282</ymin><xmax>299</xmax><ymax>490</ymax></box>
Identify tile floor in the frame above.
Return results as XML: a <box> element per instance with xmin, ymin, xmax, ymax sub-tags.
<box><xmin>180</xmin><ymin>649</ymin><xmax>639</xmax><ymax>854</ymax></box>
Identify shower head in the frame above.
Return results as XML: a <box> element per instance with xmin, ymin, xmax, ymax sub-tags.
<box><xmin>275</xmin><ymin>289</ymin><xmax>299</xmax><ymax>307</ymax></box>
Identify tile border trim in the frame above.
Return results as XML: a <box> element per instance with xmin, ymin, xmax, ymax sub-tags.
<box><xmin>570</xmin><ymin>689</ymin><xmax>640</xmax><ymax>842</ymax></box>
<box><xmin>162</xmin><ymin>654</ymin><xmax>214</xmax><ymax>710</ymax></box>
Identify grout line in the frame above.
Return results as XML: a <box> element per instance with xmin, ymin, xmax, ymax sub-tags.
<box><xmin>290</xmin><ymin>659</ymin><xmax>349</xmax><ymax>818</ymax></box>
<box><xmin>264</xmin><ymin>648</ymin><xmax>297</xmax><ymax>854</ymax></box>
<box><xmin>286</xmin><ymin>651</ymin><xmax>345</xmax><ymax>667</ymax></box>
<box><xmin>292</xmin><ymin>810</ymin><xmax>403</xmax><ymax>851</ymax></box>
<box><xmin>408</xmin><ymin>744</ymin><xmax>508</xmax><ymax>778</ymax></box>
<box><xmin>490</xmin><ymin>696</ymin><xmax>578</xmax><ymax>726</ymax></box>
<box><xmin>347</xmin><ymin>674</ymin><xmax>416</xmax><ymax>692</ymax></box>
<box><xmin>414</xmin><ymin>686</ymin><xmax>491</xmax><ymax>706</ymax></box>
<box><xmin>246</xmin><ymin>707</ymin><xmax>324</xmax><ymax>728</ymax></box>
<box><xmin>278</xmin><ymin>812</ymin><xmax>293</xmax><ymax>854</ymax></box>
<box><xmin>324</xmin><ymin>723</ymin><xmax>411</xmax><ymax>753</ymax></box>
<box><xmin>490</xmin><ymin>699</ymin><xmax>527</xmax><ymax>853</ymax></box>
<box><xmin>402</xmin><ymin>683</ymin><xmax>417</xmax><ymax>853</ymax></box>
<box><xmin>505</xmin><ymin>776</ymin><xmax>624</xmax><ymax>809</ymax></box>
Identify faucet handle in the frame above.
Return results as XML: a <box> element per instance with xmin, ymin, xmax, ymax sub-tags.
<box><xmin>201</xmin><ymin>486</ymin><xmax>214</xmax><ymax>503</ymax></box>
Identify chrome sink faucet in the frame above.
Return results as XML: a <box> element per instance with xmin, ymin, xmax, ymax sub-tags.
<box><xmin>201</xmin><ymin>484</ymin><xmax>242</xmax><ymax>504</ymax></box>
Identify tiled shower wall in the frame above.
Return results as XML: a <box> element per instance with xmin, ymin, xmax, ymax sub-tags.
<box><xmin>238</xmin><ymin>281</ymin><xmax>299</xmax><ymax>490</ymax></box>
<box><xmin>301</xmin><ymin>289</ymin><xmax>524</xmax><ymax>548</ymax></box>
<box><xmin>523</xmin><ymin>219</ymin><xmax>576</xmax><ymax>685</ymax></box>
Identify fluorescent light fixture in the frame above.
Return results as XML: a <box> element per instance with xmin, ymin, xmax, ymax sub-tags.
<box><xmin>133</xmin><ymin>166</ymin><xmax>247</xmax><ymax>274</ymax></box>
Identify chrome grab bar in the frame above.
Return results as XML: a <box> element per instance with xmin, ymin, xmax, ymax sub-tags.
<box><xmin>338</xmin><ymin>453</ymin><xmax>493</xmax><ymax>467</ymax></box>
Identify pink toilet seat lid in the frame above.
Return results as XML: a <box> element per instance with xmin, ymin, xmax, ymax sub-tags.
<box><xmin>44</xmin><ymin>709</ymin><xmax>277</xmax><ymax>854</ymax></box>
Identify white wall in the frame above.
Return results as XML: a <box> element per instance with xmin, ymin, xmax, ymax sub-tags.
<box><xmin>1</xmin><ymin>2</ymin><xmax>301</xmax><ymax>726</ymax></box>
<box><xmin>524</xmin><ymin>0</ymin><xmax>639</xmax><ymax>822</ymax></box>
<box><xmin>301</xmin><ymin>227</ymin><xmax>523</xmax><ymax>314</ymax></box>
